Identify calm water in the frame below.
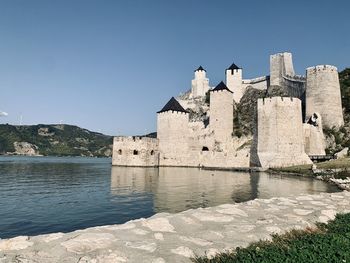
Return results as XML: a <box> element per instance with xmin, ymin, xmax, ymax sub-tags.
<box><xmin>0</xmin><ymin>156</ymin><xmax>339</xmax><ymax>239</ymax></box>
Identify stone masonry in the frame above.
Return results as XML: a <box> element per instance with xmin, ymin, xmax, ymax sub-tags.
<box><xmin>306</xmin><ymin>65</ymin><xmax>344</xmax><ymax>128</ymax></box>
<box><xmin>112</xmin><ymin>52</ymin><xmax>344</xmax><ymax>169</ymax></box>
<box><xmin>256</xmin><ymin>97</ymin><xmax>312</xmax><ymax>168</ymax></box>
<box><xmin>1</xmin><ymin>191</ymin><xmax>349</xmax><ymax>262</ymax></box>
<box><xmin>112</xmin><ymin>137</ymin><xmax>159</xmax><ymax>167</ymax></box>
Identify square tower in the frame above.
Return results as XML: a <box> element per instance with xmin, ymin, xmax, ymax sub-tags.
<box><xmin>209</xmin><ymin>82</ymin><xmax>234</xmax><ymax>143</ymax></box>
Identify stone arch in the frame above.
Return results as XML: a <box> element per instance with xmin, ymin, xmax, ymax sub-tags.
<box><xmin>202</xmin><ymin>146</ymin><xmax>209</xmax><ymax>151</ymax></box>
<box><xmin>133</xmin><ymin>150</ymin><xmax>139</xmax><ymax>155</ymax></box>
<box><xmin>150</xmin><ymin>150</ymin><xmax>154</xmax><ymax>155</ymax></box>
<box><xmin>118</xmin><ymin>149</ymin><xmax>122</xmax><ymax>155</ymax></box>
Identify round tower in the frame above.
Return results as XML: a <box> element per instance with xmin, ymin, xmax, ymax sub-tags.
<box><xmin>305</xmin><ymin>65</ymin><xmax>343</xmax><ymax>128</ymax></box>
<box><xmin>225</xmin><ymin>62</ymin><xmax>242</xmax><ymax>102</ymax></box>
<box><xmin>157</xmin><ymin>97</ymin><xmax>190</xmax><ymax>166</ymax></box>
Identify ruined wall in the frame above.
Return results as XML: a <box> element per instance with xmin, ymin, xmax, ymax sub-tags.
<box><xmin>242</xmin><ymin>76</ymin><xmax>269</xmax><ymax>91</ymax></box>
<box><xmin>112</xmin><ymin>136</ymin><xmax>159</xmax><ymax>167</ymax></box>
<box><xmin>209</xmin><ymin>89</ymin><xmax>233</xmax><ymax>144</ymax></box>
<box><xmin>198</xmin><ymin>145</ymin><xmax>250</xmax><ymax>168</ymax></box>
<box><xmin>257</xmin><ymin>97</ymin><xmax>312</xmax><ymax>168</ymax></box>
<box><xmin>303</xmin><ymin>125</ymin><xmax>326</xmax><ymax>156</ymax></box>
<box><xmin>270</xmin><ymin>52</ymin><xmax>295</xmax><ymax>86</ymax></box>
<box><xmin>269</xmin><ymin>52</ymin><xmax>305</xmax><ymax>98</ymax></box>
<box><xmin>305</xmin><ymin>65</ymin><xmax>344</xmax><ymax>128</ymax></box>
<box><xmin>157</xmin><ymin>111</ymin><xmax>191</xmax><ymax>166</ymax></box>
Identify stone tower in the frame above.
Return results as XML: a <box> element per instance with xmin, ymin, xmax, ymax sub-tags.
<box><xmin>225</xmin><ymin>63</ymin><xmax>243</xmax><ymax>103</ymax></box>
<box><xmin>191</xmin><ymin>66</ymin><xmax>210</xmax><ymax>98</ymax></box>
<box><xmin>270</xmin><ymin>52</ymin><xmax>295</xmax><ymax>86</ymax></box>
<box><xmin>257</xmin><ymin>97</ymin><xmax>312</xmax><ymax>168</ymax></box>
<box><xmin>157</xmin><ymin>97</ymin><xmax>190</xmax><ymax>166</ymax></box>
<box><xmin>305</xmin><ymin>65</ymin><xmax>344</xmax><ymax>128</ymax></box>
<box><xmin>210</xmin><ymin>82</ymin><xmax>233</xmax><ymax>143</ymax></box>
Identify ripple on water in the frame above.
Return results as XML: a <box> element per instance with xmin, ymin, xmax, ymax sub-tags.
<box><xmin>0</xmin><ymin>156</ymin><xmax>340</xmax><ymax>238</ymax></box>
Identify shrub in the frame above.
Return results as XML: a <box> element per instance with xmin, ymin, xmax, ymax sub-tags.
<box><xmin>193</xmin><ymin>213</ymin><xmax>350</xmax><ymax>263</ymax></box>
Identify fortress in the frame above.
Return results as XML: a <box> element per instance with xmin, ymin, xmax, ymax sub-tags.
<box><xmin>112</xmin><ymin>52</ymin><xmax>344</xmax><ymax>169</ymax></box>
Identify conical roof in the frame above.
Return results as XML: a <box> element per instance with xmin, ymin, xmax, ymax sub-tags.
<box><xmin>211</xmin><ymin>81</ymin><xmax>233</xmax><ymax>93</ymax></box>
<box><xmin>195</xmin><ymin>65</ymin><xmax>206</xmax><ymax>72</ymax></box>
<box><xmin>227</xmin><ymin>62</ymin><xmax>241</xmax><ymax>70</ymax></box>
<box><xmin>157</xmin><ymin>97</ymin><xmax>188</xmax><ymax>114</ymax></box>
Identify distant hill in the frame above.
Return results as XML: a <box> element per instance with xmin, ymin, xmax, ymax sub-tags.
<box><xmin>0</xmin><ymin>124</ymin><xmax>113</xmax><ymax>157</ymax></box>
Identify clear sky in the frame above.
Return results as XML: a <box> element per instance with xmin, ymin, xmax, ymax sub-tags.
<box><xmin>0</xmin><ymin>0</ymin><xmax>349</xmax><ymax>135</ymax></box>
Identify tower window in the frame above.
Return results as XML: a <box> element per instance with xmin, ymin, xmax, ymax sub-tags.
<box><xmin>150</xmin><ymin>150</ymin><xmax>154</xmax><ymax>155</ymax></box>
<box><xmin>202</xmin><ymin>146</ymin><xmax>209</xmax><ymax>151</ymax></box>
<box><xmin>133</xmin><ymin>150</ymin><xmax>139</xmax><ymax>155</ymax></box>
<box><xmin>118</xmin><ymin>149</ymin><xmax>122</xmax><ymax>155</ymax></box>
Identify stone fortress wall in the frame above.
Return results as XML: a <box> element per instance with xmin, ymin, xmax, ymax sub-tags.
<box><xmin>112</xmin><ymin>136</ymin><xmax>159</xmax><ymax>167</ymax></box>
<box><xmin>242</xmin><ymin>76</ymin><xmax>270</xmax><ymax>91</ymax></box>
<box><xmin>112</xmin><ymin>51</ymin><xmax>344</xmax><ymax>169</ymax></box>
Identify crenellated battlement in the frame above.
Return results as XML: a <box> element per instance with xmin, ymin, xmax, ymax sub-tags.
<box><xmin>114</xmin><ymin>136</ymin><xmax>158</xmax><ymax>143</ymax></box>
<box><xmin>157</xmin><ymin>110</ymin><xmax>189</xmax><ymax>116</ymax></box>
<box><xmin>306</xmin><ymin>65</ymin><xmax>338</xmax><ymax>73</ymax></box>
<box><xmin>283</xmin><ymin>74</ymin><xmax>306</xmax><ymax>82</ymax></box>
<box><xmin>258</xmin><ymin>96</ymin><xmax>300</xmax><ymax>106</ymax></box>
<box><xmin>242</xmin><ymin>76</ymin><xmax>269</xmax><ymax>84</ymax></box>
<box><xmin>226</xmin><ymin>68</ymin><xmax>241</xmax><ymax>75</ymax></box>
<box><xmin>270</xmin><ymin>52</ymin><xmax>291</xmax><ymax>59</ymax></box>
<box><xmin>211</xmin><ymin>89</ymin><xmax>230</xmax><ymax>93</ymax></box>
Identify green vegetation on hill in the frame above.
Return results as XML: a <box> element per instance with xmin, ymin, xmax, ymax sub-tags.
<box><xmin>324</xmin><ymin>68</ymin><xmax>350</xmax><ymax>154</ymax></box>
<box><xmin>0</xmin><ymin>124</ymin><xmax>113</xmax><ymax>157</ymax></box>
<box><xmin>340</xmin><ymin>68</ymin><xmax>350</xmax><ymax>113</ymax></box>
<box><xmin>234</xmin><ymin>87</ymin><xmax>266</xmax><ymax>136</ymax></box>
<box><xmin>233</xmin><ymin>69</ymin><xmax>350</xmax><ymax>154</ymax></box>
<box><xmin>193</xmin><ymin>213</ymin><xmax>350</xmax><ymax>263</ymax></box>
<box><xmin>233</xmin><ymin>85</ymin><xmax>295</xmax><ymax>137</ymax></box>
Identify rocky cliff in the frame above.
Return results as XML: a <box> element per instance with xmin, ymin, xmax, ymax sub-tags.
<box><xmin>0</xmin><ymin>124</ymin><xmax>113</xmax><ymax>157</ymax></box>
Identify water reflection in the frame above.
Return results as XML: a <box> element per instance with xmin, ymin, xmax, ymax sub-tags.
<box><xmin>110</xmin><ymin>167</ymin><xmax>338</xmax><ymax>213</ymax></box>
<box><xmin>0</xmin><ymin>156</ymin><xmax>340</xmax><ymax>239</ymax></box>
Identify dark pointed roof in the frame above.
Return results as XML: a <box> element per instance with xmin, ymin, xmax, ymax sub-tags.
<box><xmin>210</xmin><ymin>81</ymin><xmax>233</xmax><ymax>93</ymax></box>
<box><xmin>157</xmin><ymin>97</ymin><xmax>189</xmax><ymax>114</ymax></box>
<box><xmin>195</xmin><ymin>65</ymin><xmax>206</xmax><ymax>72</ymax></box>
<box><xmin>227</xmin><ymin>62</ymin><xmax>241</xmax><ymax>70</ymax></box>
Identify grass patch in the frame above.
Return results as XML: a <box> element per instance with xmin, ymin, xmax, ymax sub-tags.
<box><xmin>193</xmin><ymin>213</ymin><xmax>350</xmax><ymax>263</ymax></box>
<box><xmin>317</xmin><ymin>158</ymin><xmax>350</xmax><ymax>169</ymax></box>
<box><xmin>270</xmin><ymin>164</ymin><xmax>313</xmax><ymax>175</ymax></box>
<box><xmin>271</xmin><ymin>158</ymin><xmax>350</xmax><ymax>176</ymax></box>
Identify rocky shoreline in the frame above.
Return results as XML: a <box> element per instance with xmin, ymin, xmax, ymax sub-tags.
<box><xmin>1</xmin><ymin>191</ymin><xmax>350</xmax><ymax>263</ymax></box>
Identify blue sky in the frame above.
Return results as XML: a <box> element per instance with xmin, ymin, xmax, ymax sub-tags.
<box><xmin>0</xmin><ymin>0</ymin><xmax>349</xmax><ymax>135</ymax></box>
